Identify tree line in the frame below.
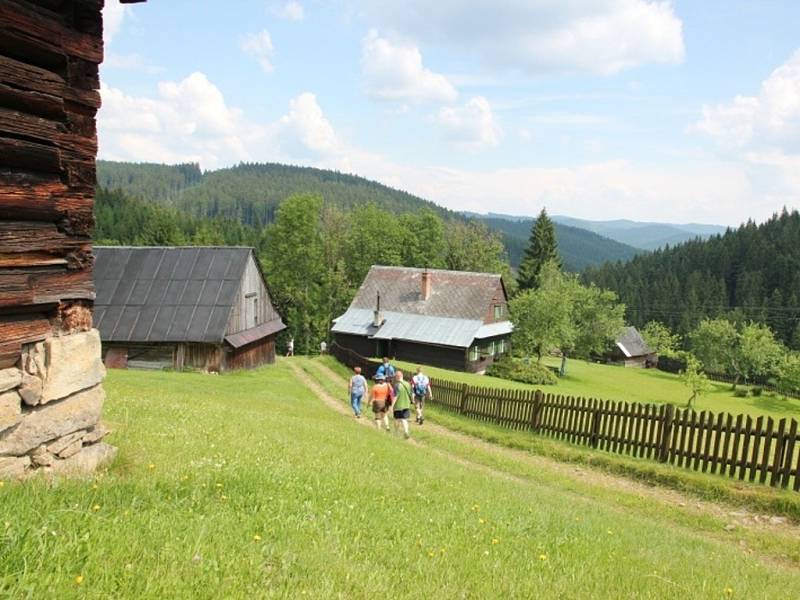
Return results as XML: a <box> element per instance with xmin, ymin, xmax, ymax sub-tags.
<box><xmin>584</xmin><ymin>209</ymin><xmax>800</xmax><ymax>350</ymax></box>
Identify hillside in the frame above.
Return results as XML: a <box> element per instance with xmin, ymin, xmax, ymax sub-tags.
<box><xmin>5</xmin><ymin>363</ymin><xmax>796</xmax><ymax>597</ymax></box>
<box><xmin>97</xmin><ymin>160</ymin><xmax>640</xmax><ymax>271</ymax></box>
<box><xmin>477</xmin><ymin>216</ymin><xmax>640</xmax><ymax>271</ymax></box>
<box><xmin>583</xmin><ymin>209</ymin><xmax>800</xmax><ymax>347</ymax></box>
<box><xmin>552</xmin><ymin>215</ymin><xmax>727</xmax><ymax>251</ymax></box>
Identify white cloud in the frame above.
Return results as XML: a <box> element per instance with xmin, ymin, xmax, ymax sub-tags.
<box><xmin>696</xmin><ymin>49</ymin><xmax>800</xmax><ymax>149</ymax></box>
<box><xmin>359</xmin><ymin>0</ymin><xmax>684</xmax><ymax>76</ymax></box>
<box><xmin>273</xmin><ymin>1</ymin><xmax>305</xmax><ymax>20</ymax></box>
<box><xmin>437</xmin><ymin>96</ymin><xmax>500</xmax><ymax>148</ymax></box>
<box><xmin>240</xmin><ymin>30</ymin><xmax>275</xmax><ymax>73</ymax></box>
<box><xmin>104</xmin><ymin>52</ymin><xmax>163</xmax><ymax>74</ymax></box>
<box><xmin>99</xmin><ymin>73</ymin><xmax>343</xmax><ymax>167</ymax></box>
<box><xmin>102</xmin><ymin>1</ymin><xmax>129</xmax><ymax>45</ymax></box>
<box><xmin>361</xmin><ymin>30</ymin><xmax>458</xmax><ymax>104</ymax></box>
<box><xmin>276</xmin><ymin>93</ymin><xmax>340</xmax><ymax>157</ymax></box>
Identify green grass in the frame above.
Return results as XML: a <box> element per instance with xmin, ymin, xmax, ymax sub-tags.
<box><xmin>383</xmin><ymin>356</ymin><xmax>800</xmax><ymax>420</ymax></box>
<box><xmin>2</xmin><ymin>361</ymin><xmax>799</xmax><ymax>598</ymax></box>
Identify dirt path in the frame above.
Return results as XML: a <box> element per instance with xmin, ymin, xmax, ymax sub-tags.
<box><xmin>300</xmin><ymin>359</ymin><xmax>800</xmax><ymax>546</ymax></box>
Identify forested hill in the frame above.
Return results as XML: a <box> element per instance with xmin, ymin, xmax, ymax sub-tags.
<box><xmin>97</xmin><ymin>160</ymin><xmax>638</xmax><ymax>271</ymax></box>
<box><xmin>477</xmin><ymin>216</ymin><xmax>640</xmax><ymax>272</ymax></box>
<box><xmin>583</xmin><ymin>209</ymin><xmax>800</xmax><ymax>348</ymax></box>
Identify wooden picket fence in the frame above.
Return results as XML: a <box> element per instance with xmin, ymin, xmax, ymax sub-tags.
<box><xmin>330</xmin><ymin>343</ymin><xmax>800</xmax><ymax>491</ymax></box>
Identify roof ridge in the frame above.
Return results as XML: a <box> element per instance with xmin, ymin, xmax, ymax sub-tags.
<box><xmin>368</xmin><ymin>265</ymin><xmax>501</xmax><ymax>277</ymax></box>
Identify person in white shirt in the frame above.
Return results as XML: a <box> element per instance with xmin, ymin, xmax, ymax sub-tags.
<box><xmin>348</xmin><ymin>366</ymin><xmax>368</xmax><ymax>418</ymax></box>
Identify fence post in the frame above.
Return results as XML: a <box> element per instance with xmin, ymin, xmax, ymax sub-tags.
<box><xmin>530</xmin><ymin>390</ymin><xmax>543</xmax><ymax>432</ymax></box>
<box><xmin>459</xmin><ymin>383</ymin><xmax>469</xmax><ymax>414</ymax></box>
<box><xmin>658</xmin><ymin>404</ymin><xmax>675</xmax><ymax>463</ymax></box>
<box><xmin>770</xmin><ymin>418</ymin><xmax>788</xmax><ymax>487</ymax></box>
<box><xmin>590</xmin><ymin>400</ymin><xmax>601</xmax><ymax>448</ymax></box>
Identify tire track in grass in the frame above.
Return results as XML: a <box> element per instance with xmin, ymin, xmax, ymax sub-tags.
<box><xmin>300</xmin><ymin>358</ymin><xmax>800</xmax><ymax>560</ymax></box>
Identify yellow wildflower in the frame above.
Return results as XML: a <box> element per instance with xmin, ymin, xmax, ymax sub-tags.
<box><xmin>92</xmin><ymin>504</ymin><xmax>101</xmax><ymax>512</ymax></box>
<box><xmin>215</xmin><ymin>483</ymin><xmax>223</xmax><ymax>488</ymax></box>
<box><xmin>479</xmin><ymin>518</ymin><xmax>485</xmax><ymax>524</ymax></box>
<box><xmin>606</xmin><ymin>529</ymin><xmax>613</xmax><ymax>535</ymax></box>
<box><xmin>427</xmin><ymin>551</ymin><xmax>435</xmax><ymax>558</ymax></box>
<box><xmin>724</xmin><ymin>588</ymin><xmax>733</xmax><ymax>597</ymax></box>
<box><xmin>74</xmin><ymin>575</ymin><xmax>84</xmax><ymax>585</ymax></box>
<box><xmin>181</xmin><ymin>475</ymin><xmax>189</xmax><ymax>481</ymax></box>
<box><xmin>92</xmin><ymin>483</ymin><xmax>98</xmax><ymax>490</ymax></box>
<box><xmin>491</xmin><ymin>538</ymin><xmax>499</xmax><ymax>545</ymax></box>
<box><xmin>471</xmin><ymin>504</ymin><xmax>479</xmax><ymax>511</ymax></box>
<box><xmin>148</xmin><ymin>464</ymin><xmax>155</xmax><ymax>470</ymax></box>
<box><xmin>253</xmin><ymin>534</ymin><xmax>262</xmax><ymax>542</ymax></box>
<box><xmin>539</xmin><ymin>554</ymin><xmax>548</xmax><ymax>561</ymax></box>
<box><xmin>440</xmin><ymin>547</ymin><xmax>446</xmax><ymax>554</ymax></box>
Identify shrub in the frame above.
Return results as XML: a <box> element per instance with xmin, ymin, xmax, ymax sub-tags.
<box><xmin>733</xmin><ymin>388</ymin><xmax>749</xmax><ymax>398</ymax></box>
<box><xmin>751</xmin><ymin>386</ymin><xmax>763</xmax><ymax>397</ymax></box>
<box><xmin>487</xmin><ymin>357</ymin><xmax>558</xmax><ymax>386</ymax></box>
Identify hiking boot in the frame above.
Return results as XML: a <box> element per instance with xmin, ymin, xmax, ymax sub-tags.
<box><xmin>419</xmin><ymin>416</ymin><xmax>424</xmax><ymax>425</ymax></box>
<box><xmin>404</xmin><ymin>432</ymin><xmax>410</xmax><ymax>440</ymax></box>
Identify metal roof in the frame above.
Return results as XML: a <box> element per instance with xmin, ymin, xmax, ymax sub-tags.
<box><xmin>616</xmin><ymin>326</ymin><xmax>653</xmax><ymax>358</ymax></box>
<box><xmin>225</xmin><ymin>319</ymin><xmax>286</xmax><ymax>349</ymax></box>
<box><xmin>93</xmin><ymin>246</ymin><xmax>252</xmax><ymax>344</ymax></box>
<box><xmin>474</xmin><ymin>321</ymin><xmax>514</xmax><ymax>339</ymax></box>
<box><xmin>332</xmin><ymin>308</ymin><xmax>492</xmax><ymax>348</ymax></box>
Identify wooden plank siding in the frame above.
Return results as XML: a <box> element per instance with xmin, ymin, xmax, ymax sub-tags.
<box><xmin>0</xmin><ymin>0</ymin><xmax>103</xmax><ymax>367</ymax></box>
<box><xmin>331</xmin><ymin>343</ymin><xmax>800</xmax><ymax>491</ymax></box>
<box><xmin>225</xmin><ymin>253</ymin><xmax>280</xmax><ymax>335</ymax></box>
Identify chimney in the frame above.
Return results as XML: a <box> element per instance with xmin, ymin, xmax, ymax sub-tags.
<box><xmin>421</xmin><ymin>269</ymin><xmax>432</xmax><ymax>301</ymax></box>
<box><xmin>373</xmin><ymin>292</ymin><xmax>383</xmax><ymax>327</ymax></box>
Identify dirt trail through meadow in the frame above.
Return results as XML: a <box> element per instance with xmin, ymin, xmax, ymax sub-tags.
<box><xmin>291</xmin><ymin>358</ymin><xmax>800</xmax><ymax>567</ymax></box>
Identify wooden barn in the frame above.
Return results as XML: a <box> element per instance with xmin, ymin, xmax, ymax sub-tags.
<box><xmin>332</xmin><ymin>266</ymin><xmax>512</xmax><ymax>373</ymax></box>
<box><xmin>0</xmin><ymin>0</ymin><xmax>144</xmax><ymax>477</ymax></box>
<box><xmin>608</xmin><ymin>326</ymin><xmax>657</xmax><ymax>368</ymax></box>
<box><xmin>93</xmin><ymin>246</ymin><xmax>285</xmax><ymax>371</ymax></box>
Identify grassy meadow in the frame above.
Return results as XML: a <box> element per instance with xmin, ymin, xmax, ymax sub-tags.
<box><xmin>1</xmin><ymin>361</ymin><xmax>799</xmax><ymax>598</ymax></box>
<box><xmin>381</xmin><ymin>356</ymin><xmax>800</xmax><ymax>420</ymax></box>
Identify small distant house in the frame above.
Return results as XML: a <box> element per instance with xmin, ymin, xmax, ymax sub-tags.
<box><xmin>332</xmin><ymin>266</ymin><xmax>512</xmax><ymax>373</ymax></box>
<box><xmin>609</xmin><ymin>326</ymin><xmax>657</xmax><ymax>368</ymax></box>
<box><xmin>93</xmin><ymin>247</ymin><xmax>285</xmax><ymax>371</ymax></box>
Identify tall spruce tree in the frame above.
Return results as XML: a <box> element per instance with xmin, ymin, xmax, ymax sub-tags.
<box><xmin>517</xmin><ymin>208</ymin><xmax>560</xmax><ymax>290</ymax></box>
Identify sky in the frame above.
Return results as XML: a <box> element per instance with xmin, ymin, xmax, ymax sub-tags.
<box><xmin>99</xmin><ymin>1</ymin><xmax>800</xmax><ymax>226</ymax></box>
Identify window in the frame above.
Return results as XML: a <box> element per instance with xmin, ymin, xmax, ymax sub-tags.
<box><xmin>488</xmin><ymin>341</ymin><xmax>495</xmax><ymax>356</ymax></box>
<box><xmin>494</xmin><ymin>304</ymin><xmax>504</xmax><ymax>319</ymax></box>
<box><xmin>469</xmin><ymin>346</ymin><xmax>479</xmax><ymax>361</ymax></box>
<box><xmin>497</xmin><ymin>339</ymin><xmax>505</xmax><ymax>355</ymax></box>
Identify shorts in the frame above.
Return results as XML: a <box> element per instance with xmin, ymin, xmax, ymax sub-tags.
<box><xmin>413</xmin><ymin>394</ymin><xmax>426</xmax><ymax>407</ymax></box>
<box><xmin>393</xmin><ymin>408</ymin><xmax>411</xmax><ymax>420</ymax></box>
<box><xmin>372</xmin><ymin>400</ymin><xmax>388</xmax><ymax>416</ymax></box>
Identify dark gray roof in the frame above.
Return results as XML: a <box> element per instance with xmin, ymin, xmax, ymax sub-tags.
<box><xmin>615</xmin><ymin>326</ymin><xmax>653</xmax><ymax>358</ymax></box>
<box><xmin>93</xmin><ymin>247</ymin><xmax>251</xmax><ymax>343</ymax></box>
<box><xmin>349</xmin><ymin>266</ymin><xmax>505</xmax><ymax>321</ymax></box>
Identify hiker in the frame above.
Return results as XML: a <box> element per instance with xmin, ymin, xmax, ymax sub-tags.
<box><xmin>320</xmin><ymin>340</ymin><xmax>327</xmax><ymax>355</ymax></box>
<box><xmin>375</xmin><ymin>356</ymin><xmax>396</xmax><ymax>382</ymax></box>
<box><xmin>348</xmin><ymin>366</ymin><xmax>368</xmax><ymax>419</ymax></box>
<box><xmin>392</xmin><ymin>370</ymin><xmax>413</xmax><ymax>439</ymax></box>
<box><xmin>370</xmin><ymin>373</ymin><xmax>393</xmax><ymax>431</ymax></box>
<box><xmin>286</xmin><ymin>337</ymin><xmax>294</xmax><ymax>357</ymax></box>
<box><xmin>411</xmin><ymin>366</ymin><xmax>432</xmax><ymax>425</ymax></box>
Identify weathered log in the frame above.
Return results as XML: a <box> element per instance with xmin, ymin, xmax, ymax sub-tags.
<box><xmin>0</xmin><ymin>107</ymin><xmax>63</xmax><ymax>144</ymax></box>
<box><xmin>0</xmin><ymin>221</ymin><xmax>89</xmax><ymax>256</ymax></box>
<box><xmin>0</xmin><ymin>81</ymin><xmax>64</xmax><ymax>120</ymax></box>
<box><xmin>0</xmin><ymin>312</ymin><xmax>52</xmax><ymax>368</ymax></box>
<box><xmin>0</xmin><ymin>1</ymin><xmax>103</xmax><ymax>64</ymax></box>
<box><xmin>0</xmin><ymin>137</ymin><xmax>61</xmax><ymax>173</ymax></box>
<box><xmin>0</xmin><ymin>266</ymin><xmax>94</xmax><ymax>309</ymax></box>
<box><xmin>0</xmin><ymin>54</ymin><xmax>64</xmax><ymax>97</ymax></box>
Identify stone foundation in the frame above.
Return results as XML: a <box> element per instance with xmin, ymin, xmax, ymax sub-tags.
<box><xmin>0</xmin><ymin>329</ymin><xmax>116</xmax><ymax>479</ymax></box>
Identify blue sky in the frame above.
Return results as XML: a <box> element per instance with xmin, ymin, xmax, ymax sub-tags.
<box><xmin>99</xmin><ymin>1</ymin><xmax>800</xmax><ymax>225</ymax></box>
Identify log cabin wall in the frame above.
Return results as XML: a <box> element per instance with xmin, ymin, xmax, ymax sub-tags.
<box><xmin>0</xmin><ymin>0</ymin><xmax>115</xmax><ymax>479</ymax></box>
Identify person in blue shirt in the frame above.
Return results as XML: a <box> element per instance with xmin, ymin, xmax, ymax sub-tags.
<box><xmin>347</xmin><ymin>366</ymin><xmax>368</xmax><ymax>418</ymax></box>
<box><xmin>375</xmin><ymin>357</ymin><xmax>396</xmax><ymax>381</ymax></box>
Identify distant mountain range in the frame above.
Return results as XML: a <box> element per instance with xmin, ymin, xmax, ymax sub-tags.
<box><xmin>96</xmin><ymin>160</ymin><xmax>702</xmax><ymax>272</ymax></box>
<box><xmin>468</xmin><ymin>212</ymin><xmax>728</xmax><ymax>251</ymax></box>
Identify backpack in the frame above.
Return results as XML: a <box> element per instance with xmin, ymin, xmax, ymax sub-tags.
<box><xmin>413</xmin><ymin>374</ymin><xmax>429</xmax><ymax>396</ymax></box>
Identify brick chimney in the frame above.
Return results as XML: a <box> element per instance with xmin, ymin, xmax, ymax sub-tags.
<box><xmin>421</xmin><ymin>269</ymin><xmax>432</xmax><ymax>301</ymax></box>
